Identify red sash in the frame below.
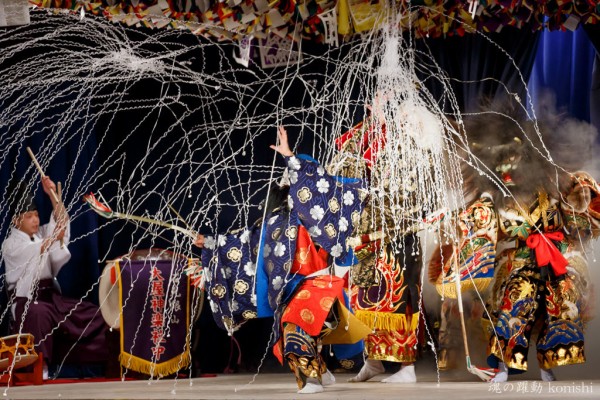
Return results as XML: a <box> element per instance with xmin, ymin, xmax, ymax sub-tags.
<box><xmin>525</xmin><ymin>232</ymin><xmax>568</xmax><ymax>276</ymax></box>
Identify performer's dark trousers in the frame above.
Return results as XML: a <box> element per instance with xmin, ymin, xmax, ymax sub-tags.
<box><xmin>13</xmin><ymin>279</ymin><xmax>108</xmax><ymax>365</ymax></box>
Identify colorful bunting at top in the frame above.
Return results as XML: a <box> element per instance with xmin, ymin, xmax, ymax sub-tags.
<box><xmin>28</xmin><ymin>0</ymin><xmax>600</xmax><ymax>43</ymax></box>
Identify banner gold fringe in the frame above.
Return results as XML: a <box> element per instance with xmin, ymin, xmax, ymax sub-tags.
<box><xmin>119</xmin><ymin>351</ymin><xmax>190</xmax><ymax>377</ymax></box>
<box><xmin>355</xmin><ymin>310</ymin><xmax>420</xmax><ymax>332</ymax></box>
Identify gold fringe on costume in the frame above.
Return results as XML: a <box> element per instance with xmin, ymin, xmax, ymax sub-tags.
<box><xmin>435</xmin><ymin>278</ymin><xmax>492</xmax><ymax>299</ymax></box>
<box><xmin>355</xmin><ymin>310</ymin><xmax>419</xmax><ymax>332</ymax></box>
<box><xmin>119</xmin><ymin>351</ymin><xmax>191</xmax><ymax>377</ymax></box>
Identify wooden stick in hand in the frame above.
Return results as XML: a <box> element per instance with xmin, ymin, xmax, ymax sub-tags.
<box><xmin>26</xmin><ymin>147</ymin><xmax>60</xmax><ymax>204</ymax></box>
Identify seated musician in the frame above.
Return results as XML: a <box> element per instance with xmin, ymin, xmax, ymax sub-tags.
<box><xmin>2</xmin><ymin>177</ymin><xmax>107</xmax><ymax>379</ymax></box>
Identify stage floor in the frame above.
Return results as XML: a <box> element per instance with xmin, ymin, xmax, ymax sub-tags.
<box><xmin>2</xmin><ymin>373</ymin><xmax>598</xmax><ymax>399</ymax></box>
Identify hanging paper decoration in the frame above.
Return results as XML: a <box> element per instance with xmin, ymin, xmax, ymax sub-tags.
<box><xmin>232</xmin><ymin>35</ymin><xmax>253</xmax><ymax>67</ymax></box>
<box><xmin>338</xmin><ymin>0</ymin><xmax>600</xmax><ymax>37</ymax></box>
<box><xmin>28</xmin><ymin>1</ymin><xmax>600</xmax><ymax>42</ymax></box>
<box><xmin>29</xmin><ymin>0</ymin><xmax>336</xmax><ymax>42</ymax></box>
<box><xmin>319</xmin><ymin>8</ymin><xmax>339</xmax><ymax>46</ymax></box>
<box><xmin>259</xmin><ymin>33</ymin><xmax>303</xmax><ymax>68</ymax></box>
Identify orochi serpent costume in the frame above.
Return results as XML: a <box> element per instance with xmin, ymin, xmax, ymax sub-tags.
<box><xmin>432</xmin><ymin>109</ymin><xmax>599</xmax><ymax>374</ymax></box>
<box><xmin>201</xmin><ymin>154</ymin><xmax>369</xmax><ymax>390</ymax></box>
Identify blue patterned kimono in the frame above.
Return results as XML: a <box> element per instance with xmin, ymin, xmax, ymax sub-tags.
<box><xmin>202</xmin><ymin>154</ymin><xmax>363</xmax><ymax>334</ymax></box>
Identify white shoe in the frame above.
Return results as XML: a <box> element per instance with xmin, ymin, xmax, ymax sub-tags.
<box><xmin>298</xmin><ymin>382</ymin><xmax>324</xmax><ymax>394</ymax></box>
<box><xmin>491</xmin><ymin>362</ymin><xmax>508</xmax><ymax>383</ymax></box>
<box><xmin>381</xmin><ymin>364</ymin><xmax>417</xmax><ymax>383</ymax></box>
<box><xmin>42</xmin><ymin>364</ymin><xmax>49</xmax><ymax>380</ymax></box>
<box><xmin>541</xmin><ymin>368</ymin><xmax>556</xmax><ymax>382</ymax></box>
<box><xmin>348</xmin><ymin>359</ymin><xmax>385</xmax><ymax>382</ymax></box>
<box><xmin>321</xmin><ymin>369</ymin><xmax>336</xmax><ymax>386</ymax></box>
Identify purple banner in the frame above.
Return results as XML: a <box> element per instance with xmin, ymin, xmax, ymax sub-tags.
<box><xmin>117</xmin><ymin>259</ymin><xmax>191</xmax><ymax>376</ymax></box>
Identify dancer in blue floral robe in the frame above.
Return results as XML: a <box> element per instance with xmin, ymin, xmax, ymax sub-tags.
<box><xmin>197</xmin><ymin>127</ymin><xmax>368</xmax><ymax>393</ymax></box>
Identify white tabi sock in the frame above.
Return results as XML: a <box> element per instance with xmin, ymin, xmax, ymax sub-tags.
<box><xmin>540</xmin><ymin>368</ymin><xmax>556</xmax><ymax>382</ymax></box>
<box><xmin>298</xmin><ymin>382</ymin><xmax>324</xmax><ymax>394</ymax></box>
<box><xmin>492</xmin><ymin>362</ymin><xmax>508</xmax><ymax>383</ymax></box>
<box><xmin>348</xmin><ymin>359</ymin><xmax>385</xmax><ymax>382</ymax></box>
<box><xmin>381</xmin><ymin>364</ymin><xmax>417</xmax><ymax>383</ymax></box>
<box><xmin>321</xmin><ymin>369</ymin><xmax>336</xmax><ymax>386</ymax></box>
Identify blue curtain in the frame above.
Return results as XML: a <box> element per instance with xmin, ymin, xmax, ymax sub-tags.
<box><xmin>528</xmin><ymin>27</ymin><xmax>598</xmax><ymax>124</ymax></box>
<box><xmin>591</xmin><ymin>53</ymin><xmax>600</xmax><ymax>131</ymax></box>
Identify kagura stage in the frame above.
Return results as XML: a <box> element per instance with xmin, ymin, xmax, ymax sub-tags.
<box><xmin>3</xmin><ymin>368</ymin><xmax>598</xmax><ymax>399</ymax></box>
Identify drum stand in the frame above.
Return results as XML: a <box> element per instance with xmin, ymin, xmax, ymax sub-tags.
<box><xmin>0</xmin><ymin>352</ymin><xmax>44</xmax><ymax>386</ymax></box>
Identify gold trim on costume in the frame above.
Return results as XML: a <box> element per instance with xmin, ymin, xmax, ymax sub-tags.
<box><xmin>368</xmin><ymin>353</ymin><xmax>417</xmax><ymax>363</ymax></box>
<box><xmin>435</xmin><ymin>278</ymin><xmax>492</xmax><ymax>299</ymax></box>
<box><xmin>537</xmin><ymin>344</ymin><xmax>586</xmax><ymax>370</ymax></box>
<box><xmin>355</xmin><ymin>310</ymin><xmax>419</xmax><ymax>332</ymax></box>
<box><xmin>488</xmin><ymin>335</ymin><xmax>528</xmax><ymax>371</ymax></box>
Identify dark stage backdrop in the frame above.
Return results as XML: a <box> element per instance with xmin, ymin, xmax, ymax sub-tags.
<box><xmin>416</xmin><ymin>26</ymin><xmax>540</xmax><ymax>112</ymax></box>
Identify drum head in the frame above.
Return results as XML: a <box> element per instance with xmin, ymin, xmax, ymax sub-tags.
<box><xmin>99</xmin><ymin>263</ymin><xmax>121</xmax><ymax>330</ymax></box>
<box><xmin>0</xmin><ymin>334</ymin><xmax>38</xmax><ymax>371</ymax></box>
<box><xmin>0</xmin><ymin>354</ymin><xmax>38</xmax><ymax>371</ymax></box>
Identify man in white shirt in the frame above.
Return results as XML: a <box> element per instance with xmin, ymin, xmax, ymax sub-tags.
<box><xmin>3</xmin><ymin>176</ymin><xmax>107</xmax><ymax>378</ymax></box>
